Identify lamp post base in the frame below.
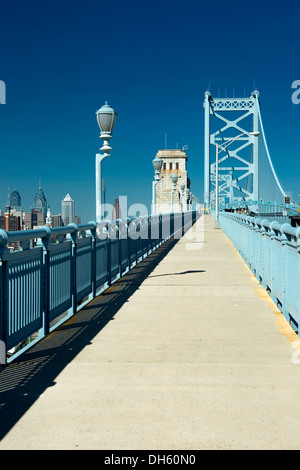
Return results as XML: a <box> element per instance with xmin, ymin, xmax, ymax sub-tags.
<box><xmin>96</xmin><ymin>153</ymin><xmax>110</xmax><ymax>224</ymax></box>
<box><xmin>214</xmin><ymin>219</ymin><xmax>220</xmax><ymax>229</ymax></box>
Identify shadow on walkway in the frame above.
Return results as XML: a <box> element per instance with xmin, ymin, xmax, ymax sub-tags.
<box><xmin>0</xmin><ymin>237</ymin><xmax>179</xmax><ymax>441</ymax></box>
<box><xmin>148</xmin><ymin>270</ymin><xmax>206</xmax><ymax>278</ymax></box>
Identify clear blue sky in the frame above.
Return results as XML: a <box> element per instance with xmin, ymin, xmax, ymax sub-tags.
<box><xmin>0</xmin><ymin>0</ymin><xmax>300</xmax><ymax>223</ymax></box>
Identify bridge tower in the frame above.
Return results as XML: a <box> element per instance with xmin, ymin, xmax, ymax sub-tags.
<box><xmin>203</xmin><ymin>89</ymin><xmax>260</xmax><ymax>211</ymax></box>
<box><xmin>154</xmin><ymin>149</ymin><xmax>189</xmax><ymax>213</ymax></box>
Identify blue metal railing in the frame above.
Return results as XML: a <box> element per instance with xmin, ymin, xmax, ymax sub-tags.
<box><xmin>0</xmin><ymin>210</ymin><xmax>199</xmax><ymax>364</ymax></box>
<box><xmin>219</xmin><ymin>212</ymin><xmax>300</xmax><ymax>333</ymax></box>
<box><xmin>218</xmin><ymin>199</ymin><xmax>300</xmax><ymax>217</ymax></box>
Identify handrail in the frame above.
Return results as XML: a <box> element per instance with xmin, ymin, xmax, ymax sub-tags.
<box><xmin>0</xmin><ymin>210</ymin><xmax>201</xmax><ymax>365</ymax></box>
<box><xmin>219</xmin><ymin>211</ymin><xmax>300</xmax><ymax>337</ymax></box>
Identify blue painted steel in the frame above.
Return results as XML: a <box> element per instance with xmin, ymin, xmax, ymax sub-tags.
<box><xmin>48</xmin><ymin>241</ymin><xmax>72</xmax><ymax>321</ymax></box>
<box><xmin>220</xmin><ymin>199</ymin><xmax>300</xmax><ymax>218</ymax></box>
<box><xmin>95</xmin><ymin>239</ymin><xmax>108</xmax><ymax>288</ymax></box>
<box><xmin>0</xmin><ymin>211</ymin><xmax>200</xmax><ymax>364</ymax></box>
<box><xmin>76</xmin><ymin>237</ymin><xmax>93</xmax><ymax>302</ymax></box>
<box><xmin>219</xmin><ymin>212</ymin><xmax>300</xmax><ymax>333</ymax></box>
<box><xmin>3</xmin><ymin>248</ymin><xmax>44</xmax><ymax>350</ymax></box>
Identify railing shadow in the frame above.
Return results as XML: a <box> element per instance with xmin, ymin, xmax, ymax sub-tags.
<box><xmin>0</xmin><ymin>236</ymin><xmax>180</xmax><ymax>441</ymax></box>
<box><xmin>148</xmin><ymin>270</ymin><xmax>206</xmax><ymax>278</ymax></box>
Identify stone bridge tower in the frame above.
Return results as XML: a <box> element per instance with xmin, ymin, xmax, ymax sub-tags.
<box><xmin>154</xmin><ymin>149</ymin><xmax>189</xmax><ymax>213</ymax></box>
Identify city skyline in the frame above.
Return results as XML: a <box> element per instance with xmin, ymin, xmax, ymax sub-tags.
<box><xmin>1</xmin><ymin>1</ymin><xmax>300</xmax><ymax>224</ymax></box>
<box><xmin>0</xmin><ymin>183</ymin><xmax>81</xmax><ymax>231</ymax></box>
<box><xmin>0</xmin><ymin>183</ymin><xmax>80</xmax><ymax>219</ymax></box>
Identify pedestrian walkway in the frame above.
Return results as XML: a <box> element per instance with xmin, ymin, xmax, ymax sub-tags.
<box><xmin>1</xmin><ymin>215</ymin><xmax>300</xmax><ymax>450</ymax></box>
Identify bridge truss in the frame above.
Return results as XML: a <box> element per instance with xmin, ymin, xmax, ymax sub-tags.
<box><xmin>203</xmin><ymin>90</ymin><xmax>287</xmax><ymax>211</ymax></box>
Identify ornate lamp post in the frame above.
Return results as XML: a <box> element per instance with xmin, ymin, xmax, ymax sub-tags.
<box><xmin>190</xmin><ymin>192</ymin><xmax>194</xmax><ymax>210</ymax></box>
<box><xmin>152</xmin><ymin>157</ymin><xmax>163</xmax><ymax>215</ymax></box>
<box><xmin>171</xmin><ymin>174</ymin><xmax>178</xmax><ymax>212</ymax></box>
<box><xmin>180</xmin><ymin>182</ymin><xmax>185</xmax><ymax>212</ymax></box>
<box><xmin>95</xmin><ymin>101</ymin><xmax>117</xmax><ymax>223</ymax></box>
<box><xmin>186</xmin><ymin>188</ymin><xmax>190</xmax><ymax>211</ymax></box>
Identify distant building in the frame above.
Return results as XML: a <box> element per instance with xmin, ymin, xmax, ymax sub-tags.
<box><xmin>45</xmin><ymin>206</ymin><xmax>52</xmax><ymax>227</ymax></box>
<box><xmin>61</xmin><ymin>193</ymin><xmax>75</xmax><ymax>226</ymax></box>
<box><xmin>1</xmin><ymin>209</ymin><xmax>21</xmax><ymax>250</ymax></box>
<box><xmin>10</xmin><ymin>189</ymin><xmax>22</xmax><ymax>210</ymax></box>
<box><xmin>1</xmin><ymin>203</ymin><xmax>21</xmax><ymax>235</ymax></box>
<box><xmin>33</xmin><ymin>181</ymin><xmax>47</xmax><ymax>217</ymax></box>
<box><xmin>154</xmin><ymin>149</ymin><xmax>190</xmax><ymax>213</ymax></box>
<box><xmin>4</xmin><ymin>214</ymin><xmax>20</xmax><ymax>231</ymax></box>
<box><xmin>74</xmin><ymin>214</ymin><xmax>81</xmax><ymax>225</ymax></box>
<box><xmin>3</xmin><ymin>188</ymin><xmax>23</xmax><ymax>231</ymax></box>
<box><xmin>112</xmin><ymin>198</ymin><xmax>121</xmax><ymax>221</ymax></box>
<box><xmin>24</xmin><ymin>210</ymin><xmax>45</xmax><ymax>230</ymax></box>
<box><xmin>10</xmin><ymin>189</ymin><xmax>23</xmax><ymax>227</ymax></box>
<box><xmin>52</xmin><ymin>214</ymin><xmax>63</xmax><ymax>228</ymax></box>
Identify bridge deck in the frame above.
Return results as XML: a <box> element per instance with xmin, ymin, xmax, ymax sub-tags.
<box><xmin>1</xmin><ymin>215</ymin><xmax>300</xmax><ymax>450</ymax></box>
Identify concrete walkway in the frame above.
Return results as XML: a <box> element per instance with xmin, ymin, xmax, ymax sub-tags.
<box><xmin>1</xmin><ymin>215</ymin><xmax>300</xmax><ymax>450</ymax></box>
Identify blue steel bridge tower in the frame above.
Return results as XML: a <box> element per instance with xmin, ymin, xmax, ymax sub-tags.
<box><xmin>203</xmin><ymin>89</ymin><xmax>286</xmax><ymax>212</ymax></box>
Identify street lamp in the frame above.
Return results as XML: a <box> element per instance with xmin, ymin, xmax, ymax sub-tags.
<box><xmin>190</xmin><ymin>192</ymin><xmax>193</xmax><ymax>210</ymax></box>
<box><xmin>214</xmin><ymin>131</ymin><xmax>260</xmax><ymax>229</ymax></box>
<box><xmin>152</xmin><ymin>157</ymin><xmax>163</xmax><ymax>215</ymax></box>
<box><xmin>180</xmin><ymin>182</ymin><xmax>185</xmax><ymax>212</ymax></box>
<box><xmin>186</xmin><ymin>188</ymin><xmax>190</xmax><ymax>211</ymax></box>
<box><xmin>95</xmin><ymin>101</ymin><xmax>117</xmax><ymax>223</ymax></box>
<box><xmin>171</xmin><ymin>174</ymin><xmax>178</xmax><ymax>212</ymax></box>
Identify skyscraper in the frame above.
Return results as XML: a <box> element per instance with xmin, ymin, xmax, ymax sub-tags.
<box><xmin>33</xmin><ymin>180</ymin><xmax>47</xmax><ymax>217</ymax></box>
<box><xmin>61</xmin><ymin>193</ymin><xmax>75</xmax><ymax>226</ymax></box>
<box><xmin>112</xmin><ymin>198</ymin><xmax>121</xmax><ymax>221</ymax></box>
<box><xmin>10</xmin><ymin>189</ymin><xmax>23</xmax><ymax>226</ymax></box>
<box><xmin>10</xmin><ymin>189</ymin><xmax>22</xmax><ymax>211</ymax></box>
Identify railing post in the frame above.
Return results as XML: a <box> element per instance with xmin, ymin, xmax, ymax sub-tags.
<box><xmin>280</xmin><ymin>227</ymin><xmax>288</xmax><ymax>323</ymax></box>
<box><xmin>148</xmin><ymin>216</ymin><xmax>152</xmax><ymax>254</ymax></box>
<box><xmin>37</xmin><ymin>226</ymin><xmax>52</xmax><ymax>337</ymax></box>
<box><xmin>116</xmin><ymin>220</ymin><xmax>122</xmax><ymax>278</ymax></box>
<box><xmin>67</xmin><ymin>224</ymin><xmax>79</xmax><ymax>316</ymax></box>
<box><xmin>142</xmin><ymin>217</ymin><xmax>148</xmax><ymax>258</ymax></box>
<box><xmin>126</xmin><ymin>218</ymin><xmax>131</xmax><ymax>269</ymax></box>
<box><xmin>159</xmin><ymin>215</ymin><xmax>162</xmax><ymax>245</ymax></box>
<box><xmin>0</xmin><ymin>260</ymin><xmax>6</xmax><ymax>366</ymax></box>
<box><xmin>106</xmin><ymin>222</ymin><xmax>112</xmax><ymax>287</ymax></box>
<box><xmin>296</xmin><ymin>230</ymin><xmax>300</xmax><ymax>331</ymax></box>
<box><xmin>0</xmin><ymin>229</ymin><xmax>8</xmax><ymax>366</ymax></box>
<box><xmin>88</xmin><ymin>221</ymin><xmax>97</xmax><ymax>299</ymax></box>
